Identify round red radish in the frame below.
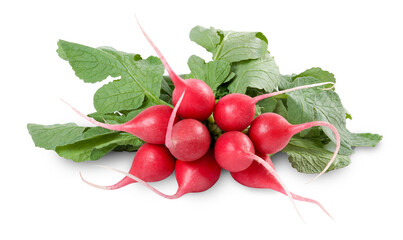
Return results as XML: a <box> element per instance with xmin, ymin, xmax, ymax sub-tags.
<box><xmin>214</xmin><ymin>131</ymin><xmax>254</xmax><ymax>172</ymax></box>
<box><xmin>136</xmin><ymin>18</ymin><xmax>215</xmax><ymax>121</ymax></box>
<box><xmin>169</xmin><ymin>119</ymin><xmax>211</xmax><ymax>162</ymax></box>
<box><xmin>172</xmin><ymin>79</ymin><xmax>215</xmax><ymax>121</ymax></box>
<box><xmin>248</xmin><ymin>112</ymin><xmax>340</xmax><ymax>182</ymax></box>
<box><xmin>213</xmin><ymin>82</ymin><xmax>334</xmax><ymax>132</ymax></box>
<box><xmin>249</xmin><ymin>112</ymin><xmax>295</xmax><ymax>154</ymax></box>
<box><xmin>63</xmin><ymin>101</ymin><xmax>179</xmax><ymax>145</ymax></box>
<box><xmin>172</xmin><ymin>149</ymin><xmax>222</xmax><ymax>198</ymax></box>
<box><xmin>213</xmin><ymin>94</ymin><xmax>255</xmax><ymax>132</ymax></box>
<box><xmin>80</xmin><ymin>143</ymin><xmax>175</xmax><ymax>190</ymax></box>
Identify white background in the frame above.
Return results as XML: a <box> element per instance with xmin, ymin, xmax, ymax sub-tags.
<box><xmin>1</xmin><ymin>0</ymin><xmax>402</xmax><ymax>239</ymax></box>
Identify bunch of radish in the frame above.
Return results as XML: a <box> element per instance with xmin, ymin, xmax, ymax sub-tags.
<box><xmin>71</xmin><ymin>21</ymin><xmax>341</xmax><ymax>220</ymax></box>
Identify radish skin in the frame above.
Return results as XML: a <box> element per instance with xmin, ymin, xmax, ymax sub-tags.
<box><xmin>249</xmin><ymin>112</ymin><xmax>340</xmax><ymax>182</ymax></box>
<box><xmin>165</xmin><ymin>91</ymin><xmax>185</xmax><ymax>149</ymax></box>
<box><xmin>62</xmin><ymin>99</ymin><xmax>178</xmax><ymax>145</ymax></box>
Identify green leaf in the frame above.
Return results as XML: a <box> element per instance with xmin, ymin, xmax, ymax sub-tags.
<box><xmin>189</xmin><ymin>26</ymin><xmax>268</xmax><ymax>63</ymax></box>
<box><xmin>55</xmin><ymin>132</ymin><xmax>143</xmax><ymax>162</ymax></box>
<box><xmin>293</xmin><ymin>67</ymin><xmax>336</xmax><ymax>83</ymax></box>
<box><xmin>278</xmin><ymin>74</ymin><xmax>294</xmax><ymax>90</ymax></box>
<box><xmin>27</xmin><ymin>123</ymin><xmax>144</xmax><ymax>161</ymax></box>
<box><xmin>286</xmin><ymin>77</ymin><xmax>382</xmax><ymax>154</ymax></box>
<box><xmin>187</xmin><ymin>55</ymin><xmax>232</xmax><ymax>92</ymax></box>
<box><xmin>57</xmin><ymin>40</ymin><xmax>133</xmax><ymax>83</ymax></box>
<box><xmin>161</xmin><ymin>76</ymin><xmax>174</xmax><ymax>97</ymax></box>
<box><xmin>27</xmin><ymin>123</ymin><xmax>86</xmax><ymax>150</ymax></box>
<box><xmin>89</xmin><ymin>99</ymin><xmax>156</xmax><ymax>125</ymax></box>
<box><xmin>228</xmin><ymin>53</ymin><xmax>280</xmax><ymax>94</ymax></box>
<box><xmin>88</xmin><ymin>111</ymin><xmax>130</xmax><ymax>125</ymax></box>
<box><xmin>256</xmin><ymin>97</ymin><xmax>277</xmax><ymax>115</ymax></box>
<box><xmin>93</xmin><ymin>78</ymin><xmax>144</xmax><ymax>113</ymax></box>
<box><xmin>213</xmin><ymin>30</ymin><xmax>268</xmax><ymax>62</ymax></box>
<box><xmin>189</xmin><ymin>26</ymin><xmax>221</xmax><ymax>55</ymax></box>
<box><xmin>282</xmin><ymin>137</ymin><xmax>351</xmax><ymax>174</ymax></box>
<box><xmin>57</xmin><ymin>40</ymin><xmax>168</xmax><ymax>109</ymax></box>
<box><xmin>348</xmin><ymin>133</ymin><xmax>383</xmax><ymax>147</ymax></box>
<box><xmin>93</xmin><ymin>56</ymin><xmax>164</xmax><ymax>113</ymax></box>
<box><xmin>273</xmin><ymin>99</ymin><xmax>288</xmax><ymax>119</ymax></box>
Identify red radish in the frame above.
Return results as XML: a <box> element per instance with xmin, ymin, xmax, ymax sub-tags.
<box><xmin>62</xmin><ymin>100</ymin><xmax>178</xmax><ymax>145</ymax></box>
<box><xmin>248</xmin><ymin>112</ymin><xmax>340</xmax><ymax>182</ymax></box>
<box><xmin>136</xmin><ymin>17</ymin><xmax>215</xmax><ymax>121</ymax></box>
<box><xmin>214</xmin><ymin>131</ymin><xmax>303</xmax><ymax>219</ymax></box>
<box><xmin>231</xmin><ymin>153</ymin><xmax>332</xmax><ymax>218</ymax></box>
<box><xmin>98</xmin><ymin>149</ymin><xmax>221</xmax><ymax>199</ymax></box>
<box><xmin>80</xmin><ymin>143</ymin><xmax>175</xmax><ymax>190</ymax></box>
<box><xmin>213</xmin><ymin>82</ymin><xmax>334</xmax><ymax>132</ymax></box>
<box><xmin>165</xmin><ymin>91</ymin><xmax>211</xmax><ymax>161</ymax></box>
<box><xmin>168</xmin><ymin>119</ymin><xmax>211</xmax><ymax>161</ymax></box>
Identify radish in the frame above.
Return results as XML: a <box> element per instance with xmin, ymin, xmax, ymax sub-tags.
<box><xmin>62</xmin><ymin>100</ymin><xmax>179</xmax><ymax>145</ymax></box>
<box><xmin>213</xmin><ymin>82</ymin><xmax>334</xmax><ymax>132</ymax></box>
<box><xmin>231</xmin><ymin>153</ymin><xmax>333</xmax><ymax>218</ymax></box>
<box><xmin>167</xmin><ymin>119</ymin><xmax>211</xmax><ymax>161</ymax></box>
<box><xmin>97</xmin><ymin>149</ymin><xmax>221</xmax><ymax>199</ymax></box>
<box><xmin>165</xmin><ymin>91</ymin><xmax>211</xmax><ymax>161</ymax></box>
<box><xmin>136</xmin><ymin>17</ymin><xmax>215</xmax><ymax>121</ymax></box>
<box><xmin>80</xmin><ymin>143</ymin><xmax>175</xmax><ymax>190</ymax></box>
<box><xmin>248</xmin><ymin>112</ymin><xmax>340</xmax><ymax>182</ymax></box>
<box><xmin>214</xmin><ymin>131</ymin><xmax>303</xmax><ymax>219</ymax></box>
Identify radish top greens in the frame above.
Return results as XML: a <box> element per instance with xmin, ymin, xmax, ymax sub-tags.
<box><xmin>27</xmin><ymin>25</ymin><xmax>382</xmax><ymax>174</ymax></box>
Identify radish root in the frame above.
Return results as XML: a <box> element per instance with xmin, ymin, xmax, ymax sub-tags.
<box><xmin>61</xmin><ymin>99</ymin><xmax>123</xmax><ymax>131</ymax></box>
<box><xmin>165</xmin><ymin>91</ymin><xmax>185</xmax><ymax>149</ymax></box>
<box><xmin>292</xmin><ymin>121</ymin><xmax>341</xmax><ymax>183</ymax></box>
<box><xmin>251</xmin><ymin>82</ymin><xmax>335</xmax><ymax>105</ymax></box>
<box><xmin>247</xmin><ymin>153</ymin><xmax>305</xmax><ymax>222</ymax></box>
<box><xmin>80</xmin><ymin>166</ymin><xmax>183</xmax><ymax>199</ymax></box>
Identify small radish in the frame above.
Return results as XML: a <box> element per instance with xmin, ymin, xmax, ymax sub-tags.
<box><xmin>213</xmin><ymin>82</ymin><xmax>334</xmax><ymax>132</ymax></box>
<box><xmin>231</xmin><ymin>153</ymin><xmax>332</xmax><ymax>218</ymax></box>
<box><xmin>165</xmin><ymin>91</ymin><xmax>211</xmax><ymax>161</ymax></box>
<box><xmin>214</xmin><ymin>131</ymin><xmax>303</xmax><ymax>220</ymax></box>
<box><xmin>80</xmin><ymin>143</ymin><xmax>175</xmax><ymax>190</ymax></box>
<box><xmin>248</xmin><ymin>112</ymin><xmax>340</xmax><ymax>182</ymax></box>
<box><xmin>136</xmin><ymin>17</ymin><xmax>215</xmax><ymax>121</ymax></box>
<box><xmin>97</xmin><ymin>149</ymin><xmax>221</xmax><ymax>199</ymax></box>
<box><xmin>167</xmin><ymin>119</ymin><xmax>211</xmax><ymax>161</ymax></box>
<box><xmin>62</xmin><ymin>100</ymin><xmax>179</xmax><ymax>145</ymax></box>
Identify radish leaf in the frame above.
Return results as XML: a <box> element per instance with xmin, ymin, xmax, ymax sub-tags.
<box><xmin>57</xmin><ymin>40</ymin><xmax>168</xmax><ymax>108</ymax></box>
<box><xmin>93</xmin><ymin>56</ymin><xmax>164</xmax><ymax>113</ymax></box>
<box><xmin>282</xmin><ymin>137</ymin><xmax>351</xmax><ymax>173</ymax></box>
<box><xmin>187</xmin><ymin>55</ymin><xmax>232</xmax><ymax>93</ymax></box>
<box><xmin>228</xmin><ymin>53</ymin><xmax>280</xmax><ymax>94</ymax></box>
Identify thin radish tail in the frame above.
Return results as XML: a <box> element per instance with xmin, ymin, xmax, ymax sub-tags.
<box><xmin>292</xmin><ymin>121</ymin><xmax>341</xmax><ymax>183</ymax></box>
<box><xmin>80</xmin><ymin>173</ymin><xmax>134</xmax><ymax>190</ymax></box>
<box><xmin>86</xmin><ymin>165</ymin><xmax>184</xmax><ymax>199</ymax></box>
<box><xmin>291</xmin><ymin>193</ymin><xmax>334</xmax><ymax>220</ymax></box>
<box><xmin>165</xmin><ymin>91</ymin><xmax>185</xmax><ymax>149</ymax></box>
<box><xmin>135</xmin><ymin>15</ymin><xmax>187</xmax><ymax>89</ymax></box>
<box><xmin>247</xmin><ymin>153</ymin><xmax>305</xmax><ymax>222</ymax></box>
<box><xmin>262</xmin><ymin>155</ymin><xmax>333</xmax><ymax>219</ymax></box>
<box><xmin>251</xmin><ymin>82</ymin><xmax>335</xmax><ymax>105</ymax></box>
<box><xmin>61</xmin><ymin>99</ymin><xmax>124</xmax><ymax>132</ymax></box>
